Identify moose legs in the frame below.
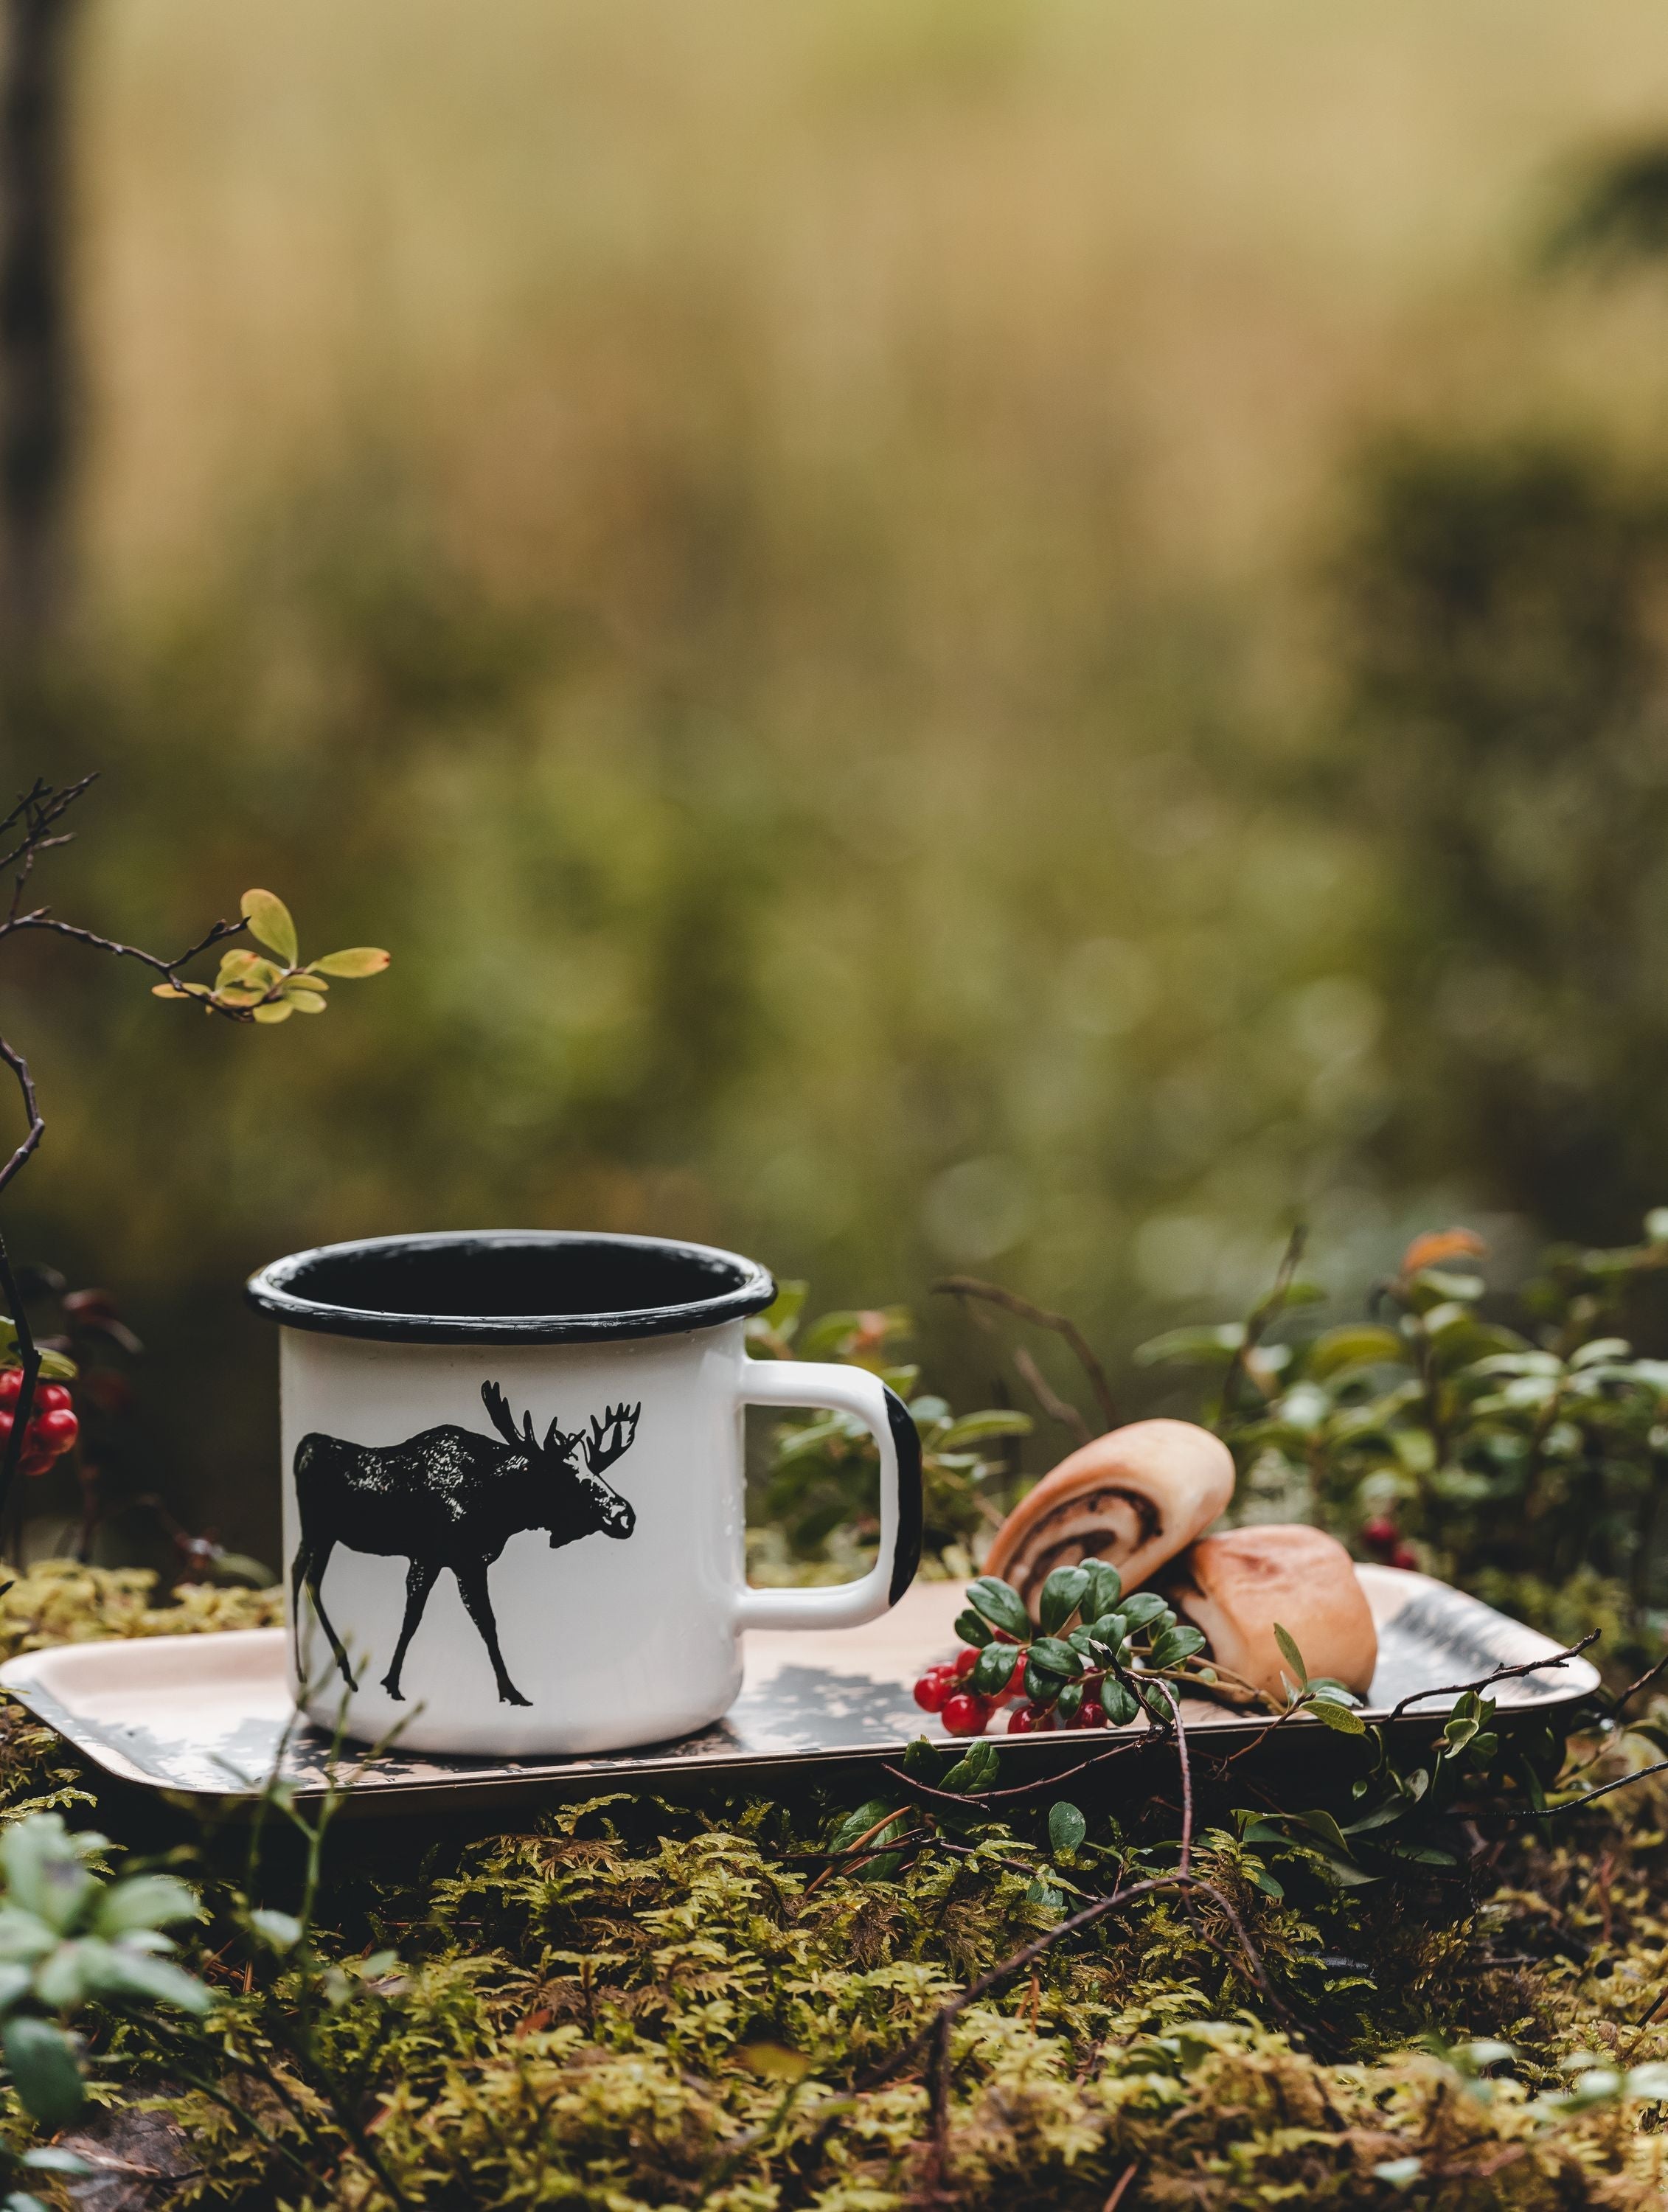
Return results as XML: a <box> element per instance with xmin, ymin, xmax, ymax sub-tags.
<box><xmin>380</xmin><ymin>1559</ymin><xmax>440</xmax><ymax>1701</ymax></box>
<box><xmin>290</xmin><ymin>1537</ymin><xmax>358</xmax><ymax>1692</ymax></box>
<box><xmin>455</xmin><ymin>1561</ymin><xmax>532</xmax><ymax>1706</ymax></box>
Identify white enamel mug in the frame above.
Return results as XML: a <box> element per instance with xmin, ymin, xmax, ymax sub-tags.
<box><xmin>245</xmin><ymin>1231</ymin><xmax>923</xmax><ymax>1755</ymax></box>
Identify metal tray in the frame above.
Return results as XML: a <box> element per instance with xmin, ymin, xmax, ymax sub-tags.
<box><xmin>0</xmin><ymin>1567</ymin><xmax>1601</xmax><ymax>1816</ymax></box>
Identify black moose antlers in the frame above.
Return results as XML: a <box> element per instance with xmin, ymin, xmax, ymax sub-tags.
<box><xmin>290</xmin><ymin>1381</ymin><xmax>641</xmax><ymax>1705</ymax></box>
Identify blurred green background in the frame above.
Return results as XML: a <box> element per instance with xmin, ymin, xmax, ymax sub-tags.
<box><xmin>8</xmin><ymin>0</ymin><xmax>1668</xmax><ymax>1561</ymax></box>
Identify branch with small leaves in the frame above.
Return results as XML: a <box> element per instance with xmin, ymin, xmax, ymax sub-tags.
<box><xmin>0</xmin><ymin>776</ymin><xmax>389</xmax><ymax>1531</ymax></box>
<box><xmin>912</xmin><ymin>1562</ymin><xmax>1367</xmax><ymax>1739</ymax></box>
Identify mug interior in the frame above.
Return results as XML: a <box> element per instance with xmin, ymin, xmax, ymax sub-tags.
<box><xmin>246</xmin><ymin>1231</ymin><xmax>775</xmax><ymax>1344</ymax></box>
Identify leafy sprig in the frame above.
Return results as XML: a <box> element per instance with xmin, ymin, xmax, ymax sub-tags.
<box><xmin>152</xmin><ymin>888</ymin><xmax>389</xmax><ymax>1024</ymax></box>
<box><xmin>954</xmin><ymin>1564</ymin><xmax>1363</xmax><ymax>1728</ymax></box>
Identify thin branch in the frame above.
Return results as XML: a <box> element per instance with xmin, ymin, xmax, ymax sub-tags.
<box><xmin>2</xmin><ymin>908</ymin><xmax>249</xmax><ymax>992</ymax></box>
<box><xmin>880</xmin><ymin>1728</ymin><xmax>1166</xmax><ymax>1812</ymax></box>
<box><xmin>1012</xmin><ymin>1344</ymin><xmax>1092</xmax><ymax>1448</ymax></box>
<box><xmin>1386</xmin><ymin>1632</ymin><xmax>1599</xmax><ymax>1722</ymax></box>
<box><xmin>933</xmin><ymin>1277</ymin><xmax>1119</xmax><ymax>1430</ymax></box>
<box><xmin>0</xmin><ymin>1032</ymin><xmax>41</xmax><ymax>1200</ymax></box>
<box><xmin>1161</xmin><ymin>1682</ymin><xmax>1192</xmax><ymax>1880</ymax></box>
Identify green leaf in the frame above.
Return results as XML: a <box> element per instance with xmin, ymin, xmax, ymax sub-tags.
<box><xmin>1048</xmin><ymin>1802</ymin><xmax>1087</xmax><ymax>1857</ymax></box>
<box><xmin>971</xmin><ymin>1644</ymin><xmax>1024</xmax><ymax>1697</ymax></box>
<box><xmin>280</xmin><ymin>985</ymin><xmax>328</xmax><ymax>1014</ymax></box>
<box><xmin>249</xmin><ymin>1907</ymin><xmax>303</xmax><ymax>1952</ymax></box>
<box><xmin>1026</xmin><ymin>1636</ymin><xmax>1083</xmax><ymax>1680</ymax></box>
<box><xmin>1133</xmin><ymin>1324</ymin><xmax>1245</xmax><ymax>1369</ymax></box>
<box><xmin>1304</xmin><ymin>1324</ymin><xmax>1408</xmax><ymax>1379</ymax></box>
<box><xmin>4</xmin><ymin>2017</ymin><xmax>83</xmax><ymax>2130</ymax></box>
<box><xmin>21</xmin><ymin>2149</ymin><xmax>92</xmax><ymax>2176</ymax></box>
<box><xmin>1273</xmin><ymin>1624</ymin><xmax>1308</xmax><ymax>1687</ymax></box>
<box><xmin>939</xmin><ymin>1410</ymin><xmax>1033</xmax><ymax>1448</ymax></box>
<box><xmin>0</xmin><ymin>1818</ymin><xmax>96</xmax><ymax>1933</ymax></box>
<box><xmin>308</xmin><ymin>946</ymin><xmax>390</xmax><ymax>978</ymax></box>
<box><xmin>34</xmin><ymin>1349</ymin><xmax>76</xmax><ymax>1381</ymax></box>
<box><xmin>240</xmin><ymin>889</ymin><xmax>298</xmax><ymax>965</ymax></box>
<box><xmin>1100</xmin><ymin>1677</ymin><xmax>1139</xmax><ymax>1725</ymax></box>
<box><xmin>967</xmin><ymin>1577</ymin><xmax>1031</xmax><ymax>1640</ymax></box>
<box><xmin>829</xmin><ymin>1798</ymin><xmax>897</xmax><ymax>1852</ymax></box>
<box><xmin>1083</xmin><ymin>1560</ymin><xmax>1122</xmax><ymax>1617</ymax></box>
<box><xmin>1307</xmin><ymin>1695</ymin><xmax>1366</xmax><ymax>1735</ymax></box>
<box><xmin>1054</xmin><ymin>1679</ymin><xmax>1083</xmax><ymax>1721</ymax></box>
<box><xmin>1147</xmin><ymin>1626</ymin><xmax>1206</xmax><ymax>1671</ymax></box>
<box><xmin>92</xmin><ymin>1874</ymin><xmax>201</xmax><ymax>1938</ymax></box>
<box><xmin>737</xmin><ymin>2040</ymin><xmax>812</xmax><ymax>2082</ymax></box>
<box><xmin>1087</xmin><ymin>1612</ymin><xmax>1128</xmax><ymax>1655</ymax></box>
<box><xmin>1119</xmin><ymin>1592</ymin><xmax>1171</xmax><ymax>1631</ymax></box>
<box><xmin>953</xmin><ymin>1609</ymin><xmax>993</xmax><ymax>1649</ymax></box>
<box><xmin>251</xmin><ymin>1001</ymin><xmax>295</xmax><ymax>1025</ymax></box>
<box><xmin>1038</xmin><ymin>1565</ymin><xmax>1091</xmax><ymax>1635</ymax></box>
<box><xmin>77</xmin><ymin>1943</ymin><xmax>212</xmax><ymax>2013</ymax></box>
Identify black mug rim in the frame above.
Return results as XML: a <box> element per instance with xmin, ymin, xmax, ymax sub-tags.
<box><xmin>245</xmin><ymin>1230</ymin><xmax>777</xmax><ymax>1346</ymax></box>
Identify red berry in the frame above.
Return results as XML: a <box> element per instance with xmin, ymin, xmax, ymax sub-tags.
<box><xmin>1389</xmin><ymin>1543</ymin><xmax>1419</xmax><ymax>1572</ymax></box>
<box><xmin>18</xmin><ymin>1447</ymin><xmax>53</xmax><ymax>1479</ymax></box>
<box><xmin>0</xmin><ymin>1370</ymin><xmax>19</xmax><ymax>1405</ymax></box>
<box><xmin>1361</xmin><ymin>1516</ymin><xmax>1398</xmax><ymax>1554</ymax></box>
<box><xmin>913</xmin><ymin>1669</ymin><xmax>952</xmax><ymax>1713</ymax></box>
<box><xmin>33</xmin><ymin>1408</ymin><xmax>76</xmax><ymax>1450</ymax></box>
<box><xmin>1007</xmin><ymin>1702</ymin><xmax>1054</xmax><ymax>1734</ymax></box>
<box><xmin>942</xmin><ymin>1693</ymin><xmax>989</xmax><ymax>1738</ymax></box>
<box><xmin>1076</xmin><ymin>1695</ymin><xmax>1110</xmax><ymax>1728</ymax></box>
<box><xmin>952</xmin><ymin>1646</ymin><xmax>980</xmax><ymax>1680</ymax></box>
<box><xmin>33</xmin><ymin>1384</ymin><xmax>70</xmax><ymax>1414</ymax></box>
<box><xmin>0</xmin><ymin>1412</ymin><xmax>12</xmax><ymax>1441</ymax></box>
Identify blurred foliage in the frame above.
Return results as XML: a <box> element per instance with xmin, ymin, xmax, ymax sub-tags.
<box><xmin>1140</xmin><ymin>1215</ymin><xmax>1668</xmax><ymax>1665</ymax></box>
<box><xmin>745</xmin><ymin>1283</ymin><xmax>1029</xmax><ymax>1582</ymax></box>
<box><xmin>9</xmin><ymin>13</ymin><xmax>1668</xmax><ymax>1573</ymax></box>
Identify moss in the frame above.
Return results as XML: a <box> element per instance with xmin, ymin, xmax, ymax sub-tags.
<box><xmin>2</xmin><ymin>1568</ymin><xmax>1668</xmax><ymax>2208</ymax></box>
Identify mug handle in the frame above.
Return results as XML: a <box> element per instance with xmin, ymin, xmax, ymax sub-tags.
<box><xmin>733</xmin><ymin>1360</ymin><xmax>924</xmax><ymax>1630</ymax></box>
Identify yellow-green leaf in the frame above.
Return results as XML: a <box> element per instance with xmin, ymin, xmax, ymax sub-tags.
<box><xmin>282</xmin><ymin>987</ymin><xmax>328</xmax><ymax>1013</ymax></box>
<box><xmin>150</xmin><ymin>984</ymin><xmax>188</xmax><ymax>999</ymax></box>
<box><xmin>215</xmin><ymin>947</ymin><xmax>264</xmax><ymax>985</ymax></box>
<box><xmin>251</xmin><ymin>1001</ymin><xmax>294</xmax><ymax>1025</ymax></box>
<box><xmin>240</xmin><ymin>889</ymin><xmax>298</xmax><ymax>966</ymax></box>
<box><xmin>212</xmin><ymin>984</ymin><xmax>265</xmax><ymax>1007</ymax></box>
<box><xmin>309</xmin><ymin>947</ymin><xmax>390</xmax><ymax>978</ymax></box>
<box><xmin>35</xmin><ymin>1349</ymin><xmax>76</xmax><ymax>1381</ymax></box>
<box><xmin>736</xmin><ymin>2042</ymin><xmax>812</xmax><ymax>2082</ymax></box>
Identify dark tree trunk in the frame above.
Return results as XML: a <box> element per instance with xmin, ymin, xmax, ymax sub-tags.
<box><xmin>0</xmin><ymin>0</ymin><xmax>78</xmax><ymax>652</ymax></box>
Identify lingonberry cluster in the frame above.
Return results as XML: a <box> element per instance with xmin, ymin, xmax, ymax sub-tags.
<box><xmin>912</xmin><ymin>1561</ymin><xmax>1213</xmax><ymax>1738</ymax></box>
<box><xmin>0</xmin><ymin>1370</ymin><xmax>78</xmax><ymax>1478</ymax></box>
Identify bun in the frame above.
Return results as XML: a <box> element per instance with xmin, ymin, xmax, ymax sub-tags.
<box><xmin>1157</xmin><ymin>1524</ymin><xmax>1377</xmax><ymax>1703</ymax></box>
<box><xmin>983</xmin><ymin>1419</ymin><xmax>1234</xmax><ymax>1619</ymax></box>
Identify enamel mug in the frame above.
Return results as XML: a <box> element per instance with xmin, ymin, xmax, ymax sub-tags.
<box><xmin>245</xmin><ymin>1231</ymin><xmax>924</xmax><ymax>1755</ymax></box>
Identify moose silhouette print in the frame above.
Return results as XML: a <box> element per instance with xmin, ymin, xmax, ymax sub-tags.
<box><xmin>290</xmin><ymin>1382</ymin><xmax>640</xmax><ymax>1705</ymax></box>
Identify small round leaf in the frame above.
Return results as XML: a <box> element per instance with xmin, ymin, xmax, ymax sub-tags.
<box><xmin>240</xmin><ymin>889</ymin><xmax>298</xmax><ymax>966</ymax></box>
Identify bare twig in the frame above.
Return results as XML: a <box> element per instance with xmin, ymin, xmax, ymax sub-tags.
<box><xmin>1012</xmin><ymin>1343</ymin><xmax>1092</xmax><ymax>1447</ymax></box>
<box><xmin>933</xmin><ymin>1277</ymin><xmax>1119</xmax><ymax>1430</ymax></box>
<box><xmin>0</xmin><ymin>908</ymin><xmax>248</xmax><ymax>988</ymax></box>
<box><xmin>1386</xmin><ymin>1632</ymin><xmax>1599</xmax><ymax>1722</ymax></box>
